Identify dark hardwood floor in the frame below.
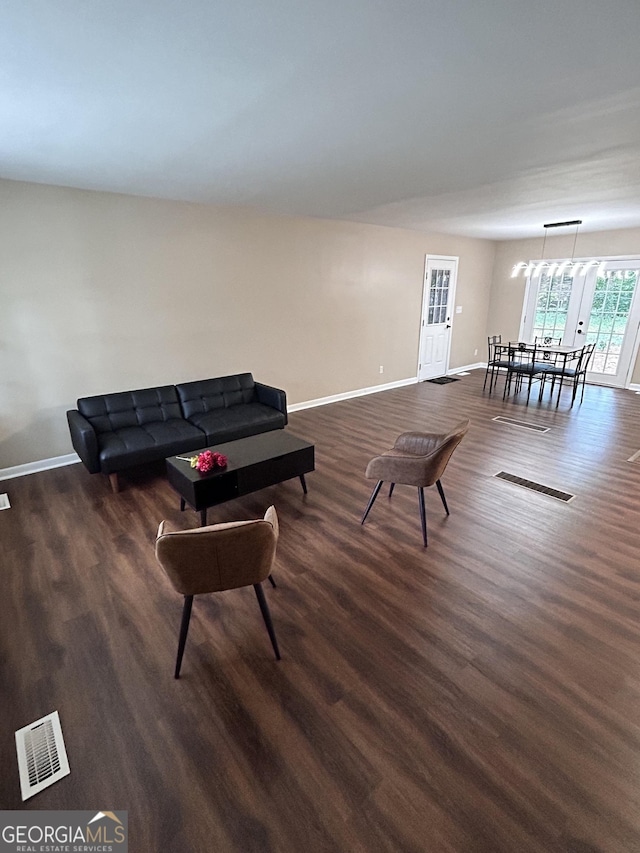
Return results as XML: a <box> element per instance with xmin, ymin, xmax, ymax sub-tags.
<box><xmin>2</xmin><ymin>370</ymin><xmax>640</xmax><ymax>852</ymax></box>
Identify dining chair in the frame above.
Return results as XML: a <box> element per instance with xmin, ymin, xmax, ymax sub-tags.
<box><xmin>361</xmin><ymin>419</ymin><xmax>469</xmax><ymax>547</ymax></box>
<box><xmin>555</xmin><ymin>342</ymin><xmax>595</xmax><ymax>406</ymax></box>
<box><xmin>532</xmin><ymin>337</ymin><xmax>570</xmax><ymax>401</ymax></box>
<box><xmin>533</xmin><ymin>343</ymin><xmax>594</xmax><ymax>406</ymax></box>
<box><xmin>533</xmin><ymin>348</ymin><xmax>575</xmax><ymax>403</ymax></box>
<box><xmin>483</xmin><ymin>335</ymin><xmax>512</xmax><ymax>393</ymax></box>
<box><xmin>155</xmin><ymin>506</ymin><xmax>281</xmax><ymax>678</ymax></box>
<box><xmin>503</xmin><ymin>342</ymin><xmax>543</xmax><ymax>403</ymax></box>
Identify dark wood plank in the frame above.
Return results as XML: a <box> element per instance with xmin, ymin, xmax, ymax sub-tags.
<box><xmin>2</xmin><ymin>371</ymin><xmax>640</xmax><ymax>852</ymax></box>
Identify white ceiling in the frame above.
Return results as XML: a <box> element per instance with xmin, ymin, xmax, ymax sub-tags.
<box><xmin>2</xmin><ymin>0</ymin><xmax>640</xmax><ymax>240</ymax></box>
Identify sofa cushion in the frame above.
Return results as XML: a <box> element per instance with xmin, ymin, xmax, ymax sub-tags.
<box><xmin>78</xmin><ymin>386</ymin><xmax>183</xmax><ymax>434</ymax></box>
<box><xmin>176</xmin><ymin>374</ymin><xmax>256</xmax><ymax>419</ymax></box>
<box><xmin>187</xmin><ymin>403</ymin><xmax>286</xmax><ymax>444</ymax></box>
<box><xmin>98</xmin><ymin>419</ymin><xmax>207</xmax><ymax>474</ymax></box>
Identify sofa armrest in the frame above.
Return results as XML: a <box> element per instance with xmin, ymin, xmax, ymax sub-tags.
<box><xmin>67</xmin><ymin>409</ymin><xmax>100</xmax><ymax>473</ymax></box>
<box><xmin>254</xmin><ymin>382</ymin><xmax>288</xmax><ymax>424</ymax></box>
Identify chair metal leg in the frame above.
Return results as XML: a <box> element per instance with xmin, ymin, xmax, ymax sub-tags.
<box><xmin>571</xmin><ymin>372</ymin><xmax>587</xmax><ymax>407</ymax></box>
<box><xmin>435</xmin><ymin>479</ymin><xmax>450</xmax><ymax>515</ymax></box>
<box><xmin>483</xmin><ymin>364</ymin><xmax>491</xmax><ymax>390</ymax></box>
<box><xmin>268</xmin><ymin>574</ymin><xmax>277</xmax><ymax>588</ymax></box>
<box><xmin>361</xmin><ymin>480</ymin><xmax>383</xmax><ymax>524</ymax></box>
<box><xmin>503</xmin><ymin>370</ymin><xmax>513</xmax><ymax>400</ymax></box>
<box><xmin>580</xmin><ymin>371</ymin><xmax>587</xmax><ymax>405</ymax></box>
<box><xmin>489</xmin><ymin>365</ymin><xmax>499</xmax><ymax>393</ymax></box>
<box><xmin>389</xmin><ymin>482</ymin><xmax>395</xmax><ymax>497</ymax></box>
<box><xmin>418</xmin><ymin>487</ymin><xmax>427</xmax><ymax>547</ymax></box>
<box><xmin>525</xmin><ymin>374</ymin><xmax>534</xmax><ymax>403</ymax></box>
<box><xmin>487</xmin><ymin>364</ymin><xmax>495</xmax><ymax>392</ymax></box>
<box><xmin>254</xmin><ymin>583</ymin><xmax>281</xmax><ymax>660</ymax></box>
<box><xmin>491</xmin><ymin>363</ymin><xmax>506</xmax><ymax>394</ymax></box>
<box><xmin>175</xmin><ymin>595</ymin><xmax>194</xmax><ymax>679</ymax></box>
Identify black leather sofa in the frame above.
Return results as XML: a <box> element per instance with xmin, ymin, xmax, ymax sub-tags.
<box><xmin>67</xmin><ymin>373</ymin><xmax>287</xmax><ymax>491</ymax></box>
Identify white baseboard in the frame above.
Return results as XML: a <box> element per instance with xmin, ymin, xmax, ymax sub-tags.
<box><xmin>289</xmin><ymin>365</ymin><xmax>485</xmax><ymax>414</ymax></box>
<box><xmin>0</xmin><ymin>453</ymin><xmax>81</xmax><ymax>482</ymax></box>
<box><xmin>449</xmin><ymin>362</ymin><xmax>485</xmax><ymax>374</ymax></box>
<box><xmin>289</xmin><ymin>376</ymin><xmax>418</xmax><ymax>412</ymax></box>
<box><xmin>2</xmin><ymin>369</ymin><xmax>485</xmax><ymax>481</ymax></box>
<box><xmin>629</xmin><ymin>383</ymin><xmax>640</xmax><ymax>392</ymax></box>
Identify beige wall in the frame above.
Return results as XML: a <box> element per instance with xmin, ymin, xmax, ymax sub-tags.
<box><xmin>489</xmin><ymin>226</ymin><xmax>640</xmax><ymax>384</ymax></box>
<box><xmin>0</xmin><ymin>179</ymin><xmax>495</xmax><ymax>469</ymax></box>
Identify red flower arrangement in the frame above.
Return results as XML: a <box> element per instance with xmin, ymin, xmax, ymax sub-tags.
<box><xmin>193</xmin><ymin>450</ymin><xmax>227</xmax><ymax>473</ymax></box>
<box><xmin>178</xmin><ymin>450</ymin><xmax>227</xmax><ymax>473</ymax></box>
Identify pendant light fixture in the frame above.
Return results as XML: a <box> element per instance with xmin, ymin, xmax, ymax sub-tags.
<box><xmin>511</xmin><ymin>220</ymin><xmax>607</xmax><ymax>279</ymax></box>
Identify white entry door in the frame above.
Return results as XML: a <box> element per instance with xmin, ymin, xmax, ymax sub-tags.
<box><xmin>418</xmin><ymin>256</ymin><xmax>458</xmax><ymax>381</ymax></box>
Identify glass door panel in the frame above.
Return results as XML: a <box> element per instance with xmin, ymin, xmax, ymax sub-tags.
<box><xmin>585</xmin><ymin>270</ymin><xmax>637</xmax><ymax>376</ymax></box>
<box><xmin>530</xmin><ymin>272</ymin><xmax>574</xmax><ymax>342</ymax></box>
<box><xmin>428</xmin><ymin>269</ymin><xmax>450</xmax><ymax>325</ymax></box>
<box><xmin>523</xmin><ymin>269</ymin><xmax>585</xmax><ymax>345</ymax></box>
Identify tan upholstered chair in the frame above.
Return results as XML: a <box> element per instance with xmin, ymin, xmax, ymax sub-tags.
<box><xmin>361</xmin><ymin>420</ymin><xmax>469</xmax><ymax>546</ymax></box>
<box><xmin>155</xmin><ymin>506</ymin><xmax>280</xmax><ymax>678</ymax></box>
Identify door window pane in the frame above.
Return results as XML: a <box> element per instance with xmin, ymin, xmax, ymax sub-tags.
<box><xmin>532</xmin><ymin>273</ymin><xmax>573</xmax><ymax>341</ymax></box>
<box><xmin>589</xmin><ymin>271</ymin><xmax>638</xmax><ymax>375</ymax></box>
<box><xmin>427</xmin><ymin>269</ymin><xmax>450</xmax><ymax>326</ymax></box>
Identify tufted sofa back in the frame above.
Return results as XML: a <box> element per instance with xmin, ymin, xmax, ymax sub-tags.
<box><xmin>176</xmin><ymin>374</ymin><xmax>256</xmax><ymax>420</ymax></box>
<box><xmin>78</xmin><ymin>386</ymin><xmax>183</xmax><ymax>433</ymax></box>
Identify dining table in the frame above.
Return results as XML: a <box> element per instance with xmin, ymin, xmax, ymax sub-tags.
<box><xmin>502</xmin><ymin>340</ymin><xmax>585</xmax><ymax>404</ymax></box>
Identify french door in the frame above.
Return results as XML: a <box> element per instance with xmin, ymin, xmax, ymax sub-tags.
<box><xmin>520</xmin><ymin>260</ymin><xmax>640</xmax><ymax>387</ymax></box>
<box><xmin>417</xmin><ymin>256</ymin><xmax>457</xmax><ymax>381</ymax></box>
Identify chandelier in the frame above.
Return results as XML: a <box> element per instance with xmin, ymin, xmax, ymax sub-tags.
<box><xmin>511</xmin><ymin>220</ymin><xmax>606</xmax><ymax>279</ymax></box>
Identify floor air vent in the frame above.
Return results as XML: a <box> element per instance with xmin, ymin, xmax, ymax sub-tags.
<box><xmin>492</xmin><ymin>416</ymin><xmax>549</xmax><ymax>433</ymax></box>
<box><xmin>15</xmin><ymin>711</ymin><xmax>70</xmax><ymax>800</ymax></box>
<box><xmin>494</xmin><ymin>471</ymin><xmax>574</xmax><ymax>503</ymax></box>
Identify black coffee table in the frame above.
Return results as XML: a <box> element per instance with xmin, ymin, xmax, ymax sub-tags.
<box><xmin>166</xmin><ymin>431</ymin><xmax>315</xmax><ymax>525</ymax></box>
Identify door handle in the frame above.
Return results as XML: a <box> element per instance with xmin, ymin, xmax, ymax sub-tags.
<box><xmin>446</xmin><ymin>324</ymin><xmax>451</xmax><ymax>329</ymax></box>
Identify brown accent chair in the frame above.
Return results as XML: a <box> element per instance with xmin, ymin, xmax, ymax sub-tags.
<box><xmin>361</xmin><ymin>420</ymin><xmax>469</xmax><ymax>547</ymax></box>
<box><xmin>155</xmin><ymin>506</ymin><xmax>281</xmax><ymax>678</ymax></box>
